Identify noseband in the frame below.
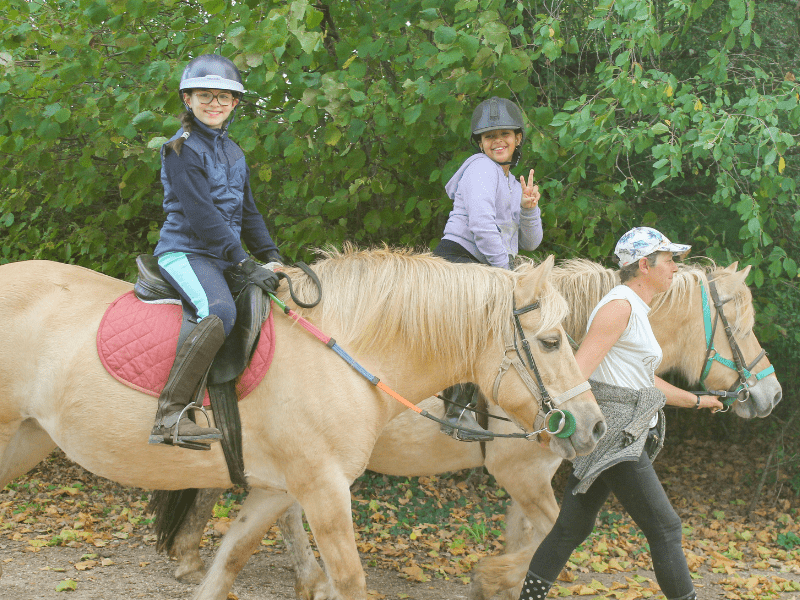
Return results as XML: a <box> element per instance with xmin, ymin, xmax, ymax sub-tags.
<box><xmin>697</xmin><ymin>277</ymin><xmax>775</xmax><ymax>411</ymax></box>
<box><xmin>492</xmin><ymin>298</ymin><xmax>591</xmax><ymax>438</ymax></box>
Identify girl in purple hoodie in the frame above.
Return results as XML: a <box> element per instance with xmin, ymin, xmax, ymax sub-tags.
<box><xmin>433</xmin><ymin>96</ymin><xmax>543</xmax><ymax>441</ymax></box>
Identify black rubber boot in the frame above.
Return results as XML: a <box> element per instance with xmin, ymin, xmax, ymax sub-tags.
<box><xmin>149</xmin><ymin>315</ymin><xmax>226</xmax><ymax>449</ymax></box>
<box><xmin>439</xmin><ymin>383</ymin><xmax>493</xmax><ymax>442</ymax></box>
<box><xmin>669</xmin><ymin>591</ymin><xmax>697</xmax><ymax>600</ymax></box>
<box><xmin>518</xmin><ymin>571</ymin><xmax>553</xmax><ymax>600</ymax></box>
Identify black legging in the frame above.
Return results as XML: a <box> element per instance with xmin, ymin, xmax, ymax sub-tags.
<box><xmin>433</xmin><ymin>240</ymin><xmax>483</xmax><ymax>408</ymax></box>
<box><xmin>432</xmin><ymin>239</ymin><xmax>482</xmax><ymax>264</ymax></box>
<box><xmin>527</xmin><ymin>451</ymin><xmax>694</xmax><ymax>600</ymax></box>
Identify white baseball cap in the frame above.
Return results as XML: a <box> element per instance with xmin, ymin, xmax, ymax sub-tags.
<box><xmin>614</xmin><ymin>227</ymin><xmax>691</xmax><ymax>268</ymax></box>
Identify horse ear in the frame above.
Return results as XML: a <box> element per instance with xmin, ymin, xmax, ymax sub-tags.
<box><xmin>518</xmin><ymin>255</ymin><xmax>554</xmax><ymax>304</ymax></box>
<box><xmin>716</xmin><ymin>264</ymin><xmax>751</xmax><ymax>302</ymax></box>
<box><xmin>723</xmin><ymin>261</ymin><xmax>739</xmax><ymax>273</ymax></box>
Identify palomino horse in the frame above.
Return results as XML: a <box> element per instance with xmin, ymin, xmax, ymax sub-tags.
<box><xmin>161</xmin><ymin>258</ymin><xmax>781</xmax><ymax>600</ymax></box>
<box><xmin>0</xmin><ymin>248</ymin><xmax>605</xmax><ymax>600</ymax></box>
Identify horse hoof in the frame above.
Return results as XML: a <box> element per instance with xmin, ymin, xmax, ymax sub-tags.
<box><xmin>175</xmin><ymin>566</ymin><xmax>206</xmax><ymax>584</ymax></box>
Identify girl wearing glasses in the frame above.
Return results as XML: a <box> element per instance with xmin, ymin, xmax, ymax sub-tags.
<box><xmin>149</xmin><ymin>54</ymin><xmax>282</xmax><ymax>450</ymax></box>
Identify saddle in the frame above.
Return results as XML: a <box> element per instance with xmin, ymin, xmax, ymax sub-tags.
<box><xmin>134</xmin><ymin>254</ymin><xmax>267</xmax><ymax>484</ymax></box>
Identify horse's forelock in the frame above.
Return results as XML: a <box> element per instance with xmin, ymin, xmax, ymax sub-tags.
<box><xmin>709</xmin><ymin>265</ymin><xmax>755</xmax><ymax>338</ymax></box>
<box><xmin>530</xmin><ymin>278</ymin><xmax>569</xmax><ymax>337</ymax></box>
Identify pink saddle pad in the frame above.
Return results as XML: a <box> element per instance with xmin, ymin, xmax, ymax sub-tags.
<box><xmin>97</xmin><ymin>291</ymin><xmax>274</xmax><ymax>406</ymax></box>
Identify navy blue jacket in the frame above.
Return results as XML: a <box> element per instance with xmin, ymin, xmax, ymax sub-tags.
<box><xmin>154</xmin><ymin>119</ymin><xmax>279</xmax><ymax>265</ymax></box>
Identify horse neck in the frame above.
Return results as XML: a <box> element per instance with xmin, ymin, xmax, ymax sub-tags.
<box><xmin>648</xmin><ymin>274</ymin><xmax>707</xmax><ymax>384</ymax></box>
<box><xmin>554</xmin><ymin>261</ymin><xmax>618</xmax><ymax>343</ymax></box>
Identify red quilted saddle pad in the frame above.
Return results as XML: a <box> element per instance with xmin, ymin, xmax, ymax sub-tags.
<box><xmin>97</xmin><ymin>291</ymin><xmax>274</xmax><ymax>406</ymax></box>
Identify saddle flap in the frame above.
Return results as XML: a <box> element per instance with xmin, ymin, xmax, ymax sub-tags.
<box><xmin>208</xmin><ymin>283</ymin><xmax>269</xmax><ymax>386</ymax></box>
<box><xmin>135</xmin><ymin>255</ymin><xmax>180</xmax><ymax>302</ymax></box>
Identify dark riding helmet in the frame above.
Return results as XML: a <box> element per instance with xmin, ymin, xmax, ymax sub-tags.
<box><xmin>179</xmin><ymin>54</ymin><xmax>244</xmax><ymax>97</ymax></box>
<box><xmin>470</xmin><ymin>96</ymin><xmax>525</xmax><ymax>167</ymax></box>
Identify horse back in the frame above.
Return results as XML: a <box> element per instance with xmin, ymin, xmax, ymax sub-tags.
<box><xmin>0</xmin><ymin>261</ymin><xmax>130</xmax><ymax>415</ymax></box>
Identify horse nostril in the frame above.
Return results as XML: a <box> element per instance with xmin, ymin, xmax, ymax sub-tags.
<box><xmin>593</xmin><ymin>420</ymin><xmax>607</xmax><ymax>441</ymax></box>
<box><xmin>774</xmin><ymin>391</ymin><xmax>782</xmax><ymax>407</ymax></box>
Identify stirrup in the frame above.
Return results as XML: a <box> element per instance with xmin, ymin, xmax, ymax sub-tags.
<box><xmin>149</xmin><ymin>403</ymin><xmax>221</xmax><ymax>451</ymax></box>
<box><xmin>440</xmin><ymin>407</ymin><xmax>493</xmax><ymax>442</ymax></box>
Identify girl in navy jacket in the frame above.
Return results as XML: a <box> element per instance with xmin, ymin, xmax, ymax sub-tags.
<box><xmin>149</xmin><ymin>54</ymin><xmax>280</xmax><ymax>450</ymax></box>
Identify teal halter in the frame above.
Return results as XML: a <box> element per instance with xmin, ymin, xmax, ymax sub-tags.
<box><xmin>697</xmin><ymin>278</ymin><xmax>775</xmax><ymax>410</ymax></box>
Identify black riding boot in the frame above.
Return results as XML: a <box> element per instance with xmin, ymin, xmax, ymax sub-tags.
<box><xmin>439</xmin><ymin>383</ymin><xmax>492</xmax><ymax>442</ymax></box>
<box><xmin>518</xmin><ymin>571</ymin><xmax>553</xmax><ymax>600</ymax></box>
<box><xmin>669</xmin><ymin>591</ymin><xmax>697</xmax><ymax>600</ymax></box>
<box><xmin>149</xmin><ymin>315</ymin><xmax>225</xmax><ymax>449</ymax></box>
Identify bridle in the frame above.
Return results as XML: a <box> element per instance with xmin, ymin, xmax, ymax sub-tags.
<box><xmin>491</xmin><ymin>298</ymin><xmax>591</xmax><ymax>439</ymax></box>
<box><xmin>696</xmin><ymin>276</ymin><xmax>775</xmax><ymax>411</ymax></box>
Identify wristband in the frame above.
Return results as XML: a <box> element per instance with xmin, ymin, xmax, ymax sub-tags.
<box><xmin>695</xmin><ymin>394</ymin><xmax>701</xmax><ymax>409</ymax></box>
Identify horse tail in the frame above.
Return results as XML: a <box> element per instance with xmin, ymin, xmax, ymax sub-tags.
<box><xmin>471</xmin><ymin>547</ymin><xmax>534</xmax><ymax>600</ymax></box>
<box><xmin>147</xmin><ymin>488</ymin><xmax>200</xmax><ymax>554</ymax></box>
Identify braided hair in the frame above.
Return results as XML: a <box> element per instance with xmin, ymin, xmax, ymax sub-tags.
<box><xmin>164</xmin><ymin>109</ymin><xmax>195</xmax><ymax>157</ymax></box>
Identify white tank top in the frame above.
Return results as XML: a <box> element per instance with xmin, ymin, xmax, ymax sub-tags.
<box><xmin>587</xmin><ymin>285</ymin><xmax>662</xmax><ymax>391</ymax></box>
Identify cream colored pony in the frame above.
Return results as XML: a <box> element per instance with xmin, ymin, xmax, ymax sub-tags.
<box><xmin>160</xmin><ymin>258</ymin><xmax>781</xmax><ymax>600</ymax></box>
<box><xmin>0</xmin><ymin>249</ymin><xmax>605</xmax><ymax>600</ymax></box>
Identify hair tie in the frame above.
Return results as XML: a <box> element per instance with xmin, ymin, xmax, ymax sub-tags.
<box><xmin>180</xmin><ymin>131</ymin><xmax>190</xmax><ymax>140</ymax></box>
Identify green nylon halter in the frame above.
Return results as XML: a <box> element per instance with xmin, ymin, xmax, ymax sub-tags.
<box><xmin>699</xmin><ymin>282</ymin><xmax>775</xmax><ymax>406</ymax></box>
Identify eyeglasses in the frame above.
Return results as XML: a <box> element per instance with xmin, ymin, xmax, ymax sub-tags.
<box><xmin>193</xmin><ymin>91</ymin><xmax>236</xmax><ymax>106</ymax></box>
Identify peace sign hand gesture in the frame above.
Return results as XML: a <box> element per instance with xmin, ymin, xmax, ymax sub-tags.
<box><xmin>520</xmin><ymin>169</ymin><xmax>540</xmax><ymax>209</ymax></box>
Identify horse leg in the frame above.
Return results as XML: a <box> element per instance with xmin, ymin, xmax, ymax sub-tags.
<box><xmin>0</xmin><ymin>419</ymin><xmax>57</xmax><ymax>488</ymax></box>
<box><xmin>172</xmin><ymin>492</ymin><xmax>334</xmax><ymax>598</ymax></box>
<box><xmin>192</xmin><ymin>488</ymin><xmax>295</xmax><ymax>600</ymax></box>
<box><xmin>277</xmin><ymin>501</ymin><xmax>335</xmax><ymax>600</ymax></box>
<box><xmin>169</xmin><ymin>488</ymin><xmax>225</xmax><ymax>584</ymax></box>
<box><xmin>296</xmin><ymin>479</ymin><xmax>367</xmax><ymax>600</ymax></box>
<box><xmin>0</xmin><ymin>418</ymin><xmax>56</xmax><ymax>580</ymax></box>
<box><xmin>471</xmin><ymin>444</ymin><xmax>562</xmax><ymax>600</ymax></box>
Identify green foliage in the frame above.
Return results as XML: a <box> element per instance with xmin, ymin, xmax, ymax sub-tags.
<box><xmin>0</xmin><ymin>1</ymin><xmax>798</xmax><ymax>379</ymax></box>
<box><xmin>777</xmin><ymin>531</ymin><xmax>800</xmax><ymax>550</ymax></box>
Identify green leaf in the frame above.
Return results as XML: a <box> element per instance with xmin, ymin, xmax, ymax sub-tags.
<box><xmin>54</xmin><ymin>108</ymin><xmax>71</xmax><ymax>123</ymax></box>
<box><xmin>434</xmin><ymin>26</ymin><xmax>457</xmax><ymax>46</ymax></box>
<box><xmin>404</xmin><ymin>104</ymin><xmax>423</xmax><ymax>125</ymax></box>
<box><xmin>147</xmin><ymin>136</ymin><xmax>168</xmax><ymax>149</ymax></box>
<box><xmin>200</xmin><ymin>0</ymin><xmax>225</xmax><ymax>14</ymax></box>
<box><xmin>364</xmin><ymin>209</ymin><xmax>381</xmax><ymax>233</ymax></box>
<box><xmin>651</xmin><ymin>123</ymin><xmax>670</xmax><ymax>135</ymax></box>
<box><xmin>55</xmin><ymin>579</ymin><xmax>77</xmax><ymax>592</ymax></box>
<box><xmin>784</xmin><ymin>257</ymin><xmax>798</xmax><ymax>278</ymax></box>
<box><xmin>132</xmin><ymin>111</ymin><xmax>155</xmax><ymax>127</ymax></box>
<box><xmin>324</xmin><ymin>125</ymin><xmax>342</xmax><ymax>146</ymax></box>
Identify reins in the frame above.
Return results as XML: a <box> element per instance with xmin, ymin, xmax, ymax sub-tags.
<box><xmin>268</xmin><ymin>269</ymin><xmax>586</xmax><ymax>441</ymax></box>
<box><xmin>691</xmin><ymin>277</ymin><xmax>775</xmax><ymax>411</ymax></box>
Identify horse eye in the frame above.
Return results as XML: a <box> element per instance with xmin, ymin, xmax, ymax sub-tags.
<box><xmin>540</xmin><ymin>337</ymin><xmax>560</xmax><ymax>351</ymax></box>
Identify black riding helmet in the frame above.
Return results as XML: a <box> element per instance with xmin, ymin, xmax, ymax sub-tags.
<box><xmin>470</xmin><ymin>96</ymin><xmax>525</xmax><ymax>167</ymax></box>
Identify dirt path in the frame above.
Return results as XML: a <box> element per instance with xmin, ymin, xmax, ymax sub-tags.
<box><xmin>1</xmin><ymin>444</ymin><xmax>799</xmax><ymax>600</ymax></box>
<box><xmin>1</xmin><ymin>534</ymin><xmax>799</xmax><ymax>600</ymax></box>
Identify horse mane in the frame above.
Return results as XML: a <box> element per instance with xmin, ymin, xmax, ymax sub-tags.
<box><xmin>548</xmin><ymin>259</ymin><xmax>619</xmax><ymax>342</ymax></box>
<box><xmin>650</xmin><ymin>261</ymin><xmax>755</xmax><ymax>338</ymax></box>
<box><xmin>547</xmin><ymin>258</ymin><xmax>754</xmax><ymax>341</ymax></box>
<box><xmin>277</xmin><ymin>246</ymin><xmax>568</xmax><ymax>375</ymax></box>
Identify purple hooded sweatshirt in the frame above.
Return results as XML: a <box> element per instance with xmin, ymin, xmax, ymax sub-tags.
<box><xmin>442</xmin><ymin>153</ymin><xmax>542</xmax><ymax>269</ymax></box>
